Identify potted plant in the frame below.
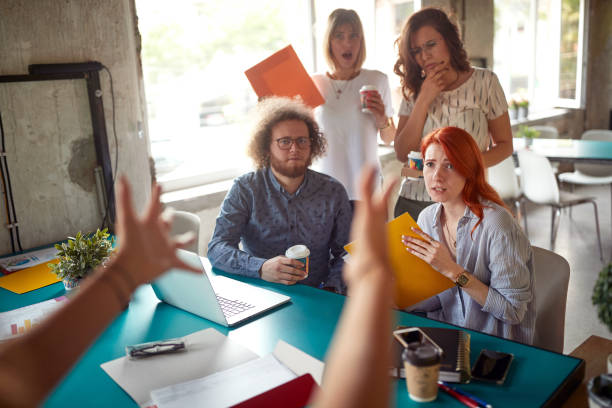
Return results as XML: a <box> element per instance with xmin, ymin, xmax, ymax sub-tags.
<box><xmin>516</xmin><ymin>125</ymin><xmax>540</xmax><ymax>147</ymax></box>
<box><xmin>48</xmin><ymin>228</ymin><xmax>114</xmax><ymax>290</ymax></box>
<box><xmin>509</xmin><ymin>99</ymin><xmax>519</xmax><ymax>120</ymax></box>
<box><xmin>592</xmin><ymin>262</ymin><xmax>612</xmax><ymax>332</ymax></box>
<box><xmin>518</xmin><ymin>99</ymin><xmax>529</xmax><ymax>119</ymax></box>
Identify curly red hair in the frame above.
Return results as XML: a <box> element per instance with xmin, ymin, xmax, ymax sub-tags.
<box><xmin>421</xmin><ymin>127</ymin><xmax>509</xmax><ymax>234</ymax></box>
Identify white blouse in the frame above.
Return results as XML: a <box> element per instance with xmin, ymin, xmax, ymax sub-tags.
<box><xmin>398</xmin><ymin>67</ymin><xmax>508</xmax><ymax>201</ymax></box>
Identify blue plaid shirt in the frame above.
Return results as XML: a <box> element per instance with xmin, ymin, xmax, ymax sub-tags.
<box><xmin>208</xmin><ymin>168</ymin><xmax>352</xmax><ymax>293</ymax></box>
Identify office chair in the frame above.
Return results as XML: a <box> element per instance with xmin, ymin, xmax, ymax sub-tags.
<box><xmin>488</xmin><ymin>156</ymin><xmax>524</xmax><ymax>224</ymax></box>
<box><xmin>531</xmin><ymin>246</ymin><xmax>570</xmax><ymax>353</ymax></box>
<box><xmin>517</xmin><ymin>149</ymin><xmax>603</xmax><ymax>260</ymax></box>
<box><xmin>170</xmin><ymin>210</ymin><xmax>201</xmax><ymax>254</ymax></box>
<box><xmin>558</xmin><ymin>130</ymin><xmax>612</xmax><ymax>247</ymax></box>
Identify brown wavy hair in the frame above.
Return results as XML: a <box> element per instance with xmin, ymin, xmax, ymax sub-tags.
<box><xmin>394</xmin><ymin>7</ymin><xmax>470</xmax><ymax>100</ymax></box>
<box><xmin>323</xmin><ymin>9</ymin><xmax>366</xmax><ymax>73</ymax></box>
<box><xmin>421</xmin><ymin>127</ymin><xmax>509</xmax><ymax>235</ymax></box>
<box><xmin>247</xmin><ymin>96</ymin><xmax>326</xmax><ymax>169</ymax></box>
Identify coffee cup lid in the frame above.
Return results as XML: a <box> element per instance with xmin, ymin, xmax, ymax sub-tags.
<box><xmin>408</xmin><ymin>151</ymin><xmax>422</xmax><ymax>159</ymax></box>
<box><xmin>402</xmin><ymin>344</ymin><xmax>441</xmax><ymax>367</ymax></box>
<box><xmin>359</xmin><ymin>85</ymin><xmax>377</xmax><ymax>92</ymax></box>
<box><xmin>285</xmin><ymin>244</ymin><xmax>310</xmax><ymax>258</ymax></box>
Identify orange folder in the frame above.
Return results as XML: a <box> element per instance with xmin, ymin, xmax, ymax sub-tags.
<box><xmin>0</xmin><ymin>260</ymin><xmax>61</xmax><ymax>294</ymax></box>
<box><xmin>244</xmin><ymin>45</ymin><xmax>324</xmax><ymax>109</ymax></box>
<box><xmin>345</xmin><ymin>213</ymin><xmax>454</xmax><ymax>309</ymax></box>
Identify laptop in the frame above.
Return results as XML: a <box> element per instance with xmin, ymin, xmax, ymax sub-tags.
<box><xmin>151</xmin><ymin>249</ymin><xmax>290</xmax><ymax>327</ymax></box>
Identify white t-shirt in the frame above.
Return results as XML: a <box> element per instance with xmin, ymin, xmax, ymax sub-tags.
<box><xmin>398</xmin><ymin>67</ymin><xmax>508</xmax><ymax>201</ymax></box>
<box><xmin>312</xmin><ymin>69</ymin><xmax>394</xmax><ymax>200</ymax></box>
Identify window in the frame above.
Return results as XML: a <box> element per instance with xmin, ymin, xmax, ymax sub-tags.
<box><xmin>493</xmin><ymin>0</ymin><xmax>587</xmax><ymax>111</ymax></box>
<box><xmin>136</xmin><ymin>0</ymin><xmax>314</xmax><ymax>192</ymax></box>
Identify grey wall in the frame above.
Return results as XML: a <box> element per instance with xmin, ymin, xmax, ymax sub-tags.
<box><xmin>585</xmin><ymin>0</ymin><xmax>612</xmax><ymax>130</ymax></box>
<box><xmin>0</xmin><ymin>0</ymin><xmax>151</xmax><ymax>253</ymax></box>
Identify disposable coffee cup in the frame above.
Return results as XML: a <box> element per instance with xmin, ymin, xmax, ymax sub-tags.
<box><xmin>359</xmin><ymin>85</ymin><xmax>377</xmax><ymax>113</ymax></box>
<box><xmin>588</xmin><ymin>374</ymin><xmax>612</xmax><ymax>408</ymax></box>
<box><xmin>408</xmin><ymin>151</ymin><xmax>424</xmax><ymax>171</ymax></box>
<box><xmin>402</xmin><ymin>344</ymin><xmax>441</xmax><ymax>402</ymax></box>
<box><xmin>285</xmin><ymin>245</ymin><xmax>310</xmax><ymax>276</ymax></box>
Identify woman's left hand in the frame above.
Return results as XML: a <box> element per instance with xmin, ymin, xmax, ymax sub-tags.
<box><xmin>402</xmin><ymin>227</ymin><xmax>461</xmax><ymax>280</ymax></box>
<box><xmin>365</xmin><ymin>91</ymin><xmax>387</xmax><ymax>127</ymax></box>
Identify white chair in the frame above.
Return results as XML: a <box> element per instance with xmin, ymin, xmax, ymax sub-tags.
<box><xmin>531</xmin><ymin>246</ymin><xmax>570</xmax><ymax>353</ymax></box>
<box><xmin>170</xmin><ymin>210</ymin><xmax>201</xmax><ymax>254</ymax></box>
<box><xmin>558</xmin><ymin>130</ymin><xmax>612</xmax><ymax>241</ymax></box>
<box><xmin>487</xmin><ymin>156</ymin><xmax>524</xmax><ymax>222</ymax></box>
<box><xmin>531</xmin><ymin>125</ymin><xmax>559</xmax><ymax>139</ymax></box>
<box><xmin>517</xmin><ymin>149</ymin><xmax>603</xmax><ymax>260</ymax></box>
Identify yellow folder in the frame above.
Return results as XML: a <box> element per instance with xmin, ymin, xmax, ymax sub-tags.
<box><xmin>0</xmin><ymin>260</ymin><xmax>61</xmax><ymax>294</ymax></box>
<box><xmin>345</xmin><ymin>213</ymin><xmax>454</xmax><ymax>309</ymax></box>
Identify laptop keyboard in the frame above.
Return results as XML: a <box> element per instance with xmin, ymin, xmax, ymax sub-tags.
<box><xmin>216</xmin><ymin>295</ymin><xmax>256</xmax><ymax>317</ymax></box>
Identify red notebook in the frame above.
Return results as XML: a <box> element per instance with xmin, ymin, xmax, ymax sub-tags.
<box><xmin>244</xmin><ymin>45</ymin><xmax>324</xmax><ymax>108</ymax></box>
<box><xmin>231</xmin><ymin>374</ymin><xmax>319</xmax><ymax>408</ymax></box>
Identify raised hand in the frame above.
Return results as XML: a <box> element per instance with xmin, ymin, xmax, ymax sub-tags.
<box><xmin>343</xmin><ymin>166</ymin><xmax>396</xmax><ymax>288</ymax></box>
<box><xmin>112</xmin><ymin>176</ymin><xmax>201</xmax><ymax>288</ymax></box>
<box><xmin>418</xmin><ymin>61</ymin><xmax>452</xmax><ymax>104</ymax></box>
<box><xmin>260</xmin><ymin>256</ymin><xmax>307</xmax><ymax>285</ymax></box>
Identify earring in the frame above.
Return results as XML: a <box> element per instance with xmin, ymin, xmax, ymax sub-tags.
<box><xmin>421</xmin><ymin>70</ymin><xmax>426</xmax><ymax>78</ymax></box>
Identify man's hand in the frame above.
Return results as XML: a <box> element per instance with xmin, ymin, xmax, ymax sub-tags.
<box><xmin>260</xmin><ymin>256</ymin><xmax>307</xmax><ymax>285</ymax></box>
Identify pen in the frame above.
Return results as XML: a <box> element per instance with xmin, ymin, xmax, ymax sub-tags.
<box><xmin>440</xmin><ymin>381</ymin><xmax>492</xmax><ymax>408</ymax></box>
<box><xmin>438</xmin><ymin>382</ymin><xmax>479</xmax><ymax>408</ymax></box>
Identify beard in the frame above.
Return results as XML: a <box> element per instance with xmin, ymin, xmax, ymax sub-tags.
<box><xmin>269</xmin><ymin>155</ymin><xmax>309</xmax><ymax>178</ymax></box>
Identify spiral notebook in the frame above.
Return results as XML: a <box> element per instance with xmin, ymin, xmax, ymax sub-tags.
<box><xmin>391</xmin><ymin>326</ymin><xmax>471</xmax><ymax>383</ymax></box>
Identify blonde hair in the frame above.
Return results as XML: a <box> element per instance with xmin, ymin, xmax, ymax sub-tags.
<box><xmin>323</xmin><ymin>9</ymin><xmax>366</xmax><ymax>73</ymax></box>
<box><xmin>247</xmin><ymin>97</ymin><xmax>326</xmax><ymax>169</ymax></box>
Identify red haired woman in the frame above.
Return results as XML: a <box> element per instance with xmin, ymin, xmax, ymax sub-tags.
<box><xmin>402</xmin><ymin>127</ymin><xmax>535</xmax><ymax>344</ymax></box>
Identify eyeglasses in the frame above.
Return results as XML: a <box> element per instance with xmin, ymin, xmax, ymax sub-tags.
<box><xmin>275</xmin><ymin>137</ymin><xmax>311</xmax><ymax>150</ymax></box>
<box><xmin>410</xmin><ymin>39</ymin><xmax>441</xmax><ymax>57</ymax></box>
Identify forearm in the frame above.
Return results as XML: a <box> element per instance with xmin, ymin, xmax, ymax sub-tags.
<box><xmin>208</xmin><ymin>240</ymin><xmax>266</xmax><ymax>278</ymax></box>
<box><xmin>313</xmin><ymin>271</ymin><xmax>393</xmax><ymax>408</ymax></box>
<box><xmin>0</xmin><ymin>258</ymin><xmax>134</xmax><ymax>406</ymax></box>
<box><xmin>481</xmin><ymin>139</ymin><xmax>513</xmax><ymax>167</ymax></box>
<box><xmin>379</xmin><ymin>120</ymin><xmax>396</xmax><ymax>145</ymax></box>
<box><xmin>394</xmin><ymin>102</ymin><xmax>429</xmax><ymax>161</ymax></box>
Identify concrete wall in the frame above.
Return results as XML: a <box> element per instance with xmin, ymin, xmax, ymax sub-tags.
<box><xmin>584</xmin><ymin>0</ymin><xmax>612</xmax><ymax>130</ymax></box>
<box><xmin>0</xmin><ymin>0</ymin><xmax>151</xmax><ymax>254</ymax></box>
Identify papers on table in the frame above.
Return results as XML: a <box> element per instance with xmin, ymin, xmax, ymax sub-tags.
<box><xmin>151</xmin><ymin>354</ymin><xmax>296</xmax><ymax>408</ymax></box>
<box><xmin>101</xmin><ymin>328</ymin><xmax>325</xmax><ymax>407</ymax></box>
<box><xmin>101</xmin><ymin>328</ymin><xmax>259</xmax><ymax>406</ymax></box>
<box><xmin>0</xmin><ymin>247</ymin><xmax>58</xmax><ymax>273</ymax></box>
<box><xmin>0</xmin><ymin>296</ymin><xmax>67</xmax><ymax>341</ymax></box>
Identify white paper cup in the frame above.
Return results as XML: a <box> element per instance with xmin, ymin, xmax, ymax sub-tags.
<box><xmin>408</xmin><ymin>151</ymin><xmax>423</xmax><ymax>171</ymax></box>
<box><xmin>285</xmin><ymin>245</ymin><xmax>310</xmax><ymax>276</ymax></box>
<box><xmin>359</xmin><ymin>85</ymin><xmax>377</xmax><ymax>113</ymax></box>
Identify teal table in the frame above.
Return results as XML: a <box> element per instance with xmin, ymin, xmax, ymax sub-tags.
<box><xmin>514</xmin><ymin>137</ymin><xmax>612</xmax><ymax>164</ymax></box>
<box><xmin>0</xmin><ymin>263</ymin><xmax>583</xmax><ymax>407</ymax></box>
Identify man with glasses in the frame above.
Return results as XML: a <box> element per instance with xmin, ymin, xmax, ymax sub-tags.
<box><xmin>208</xmin><ymin>97</ymin><xmax>352</xmax><ymax>293</ymax></box>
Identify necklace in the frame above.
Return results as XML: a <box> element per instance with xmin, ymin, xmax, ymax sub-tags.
<box><xmin>443</xmin><ymin>219</ymin><xmax>457</xmax><ymax>249</ymax></box>
<box><xmin>326</xmin><ymin>71</ymin><xmax>359</xmax><ymax>99</ymax></box>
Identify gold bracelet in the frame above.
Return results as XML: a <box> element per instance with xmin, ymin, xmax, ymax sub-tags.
<box><xmin>377</xmin><ymin>117</ymin><xmax>391</xmax><ymax>130</ymax></box>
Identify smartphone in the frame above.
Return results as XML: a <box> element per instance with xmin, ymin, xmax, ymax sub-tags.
<box><xmin>471</xmin><ymin>349</ymin><xmax>514</xmax><ymax>384</ymax></box>
<box><xmin>392</xmin><ymin>327</ymin><xmax>442</xmax><ymax>354</ymax></box>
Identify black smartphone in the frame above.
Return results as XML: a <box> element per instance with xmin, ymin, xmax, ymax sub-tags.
<box><xmin>471</xmin><ymin>349</ymin><xmax>514</xmax><ymax>384</ymax></box>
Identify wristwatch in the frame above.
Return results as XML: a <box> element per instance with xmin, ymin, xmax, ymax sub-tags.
<box><xmin>455</xmin><ymin>271</ymin><xmax>470</xmax><ymax>288</ymax></box>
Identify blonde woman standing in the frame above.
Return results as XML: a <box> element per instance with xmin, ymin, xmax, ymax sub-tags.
<box><xmin>312</xmin><ymin>9</ymin><xmax>395</xmax><ymax>204</ymax></box>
